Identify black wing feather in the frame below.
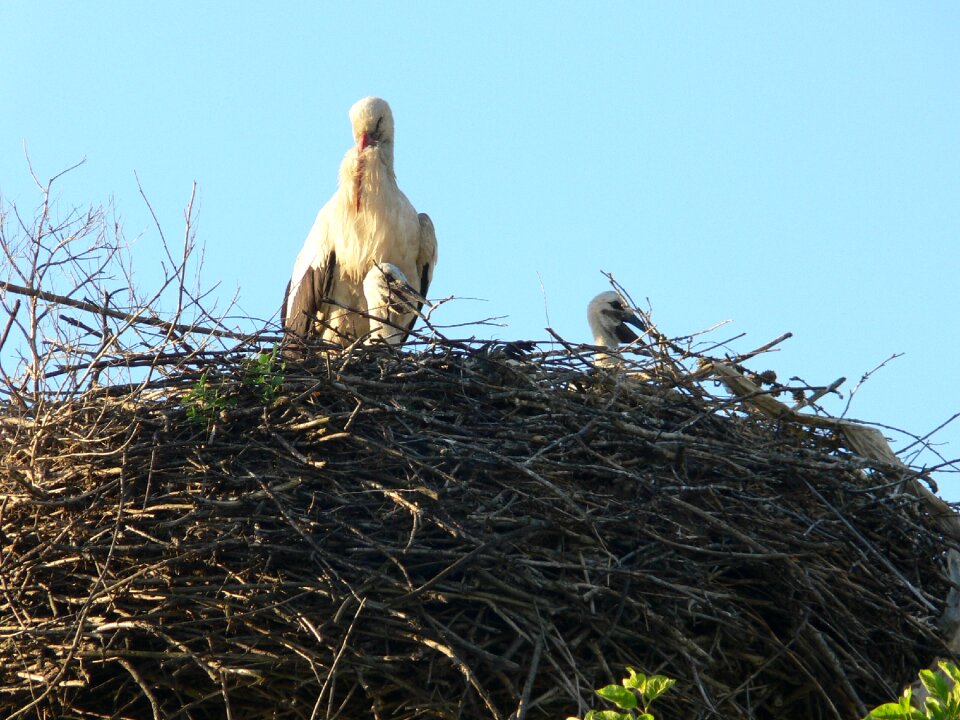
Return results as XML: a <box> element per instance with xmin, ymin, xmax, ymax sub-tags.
<box><xmin>283</xmin><ymin>250</ymin><xmax>336</xmax><ymax>337</ymax></box>
<box><xmin>281</xmin><ymin>279</ymin><xmax>292</xmax><ymax>327</ymax></box>
<box><xmin>399</xmin><ymin>261</ymin><xmax>431</xmax><ymax>338</ymax></box>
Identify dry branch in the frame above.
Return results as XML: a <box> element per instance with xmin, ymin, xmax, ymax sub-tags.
<box><xmin>0</xmin><ymin>280</ymin><xmax>258</xmax><ymax>342</ymax></box>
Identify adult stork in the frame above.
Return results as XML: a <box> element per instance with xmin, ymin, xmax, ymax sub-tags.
<box><xmin>586</xmin><ymin>291</ymin><xmax>646</xmax><ymax>367</ymax></box>
<box><xmin>282</xmin><ymin>97</ymin><xmax>437</xmax><ymax>347</ymax></box>
<box><xmin>362</xmin><ymin>262</ymin><xmax>427</xmax><ymax>346</ymax></box>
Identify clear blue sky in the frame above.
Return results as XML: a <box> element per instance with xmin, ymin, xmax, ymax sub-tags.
<box><xmin>2</xmin><ymin>3</ymin><xmax>958</xmax><ymax>499</ymax></box>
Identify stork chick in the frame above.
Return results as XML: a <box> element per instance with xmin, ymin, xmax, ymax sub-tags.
<box><xmin>587</xmin><ymin>291</ymin><xmax>646</xmax><ymax>367</ymax></box>
<box><xmin>362</xmin><ymin>263</ymin><xmax>426</xmax><ymax>346</ymax></box>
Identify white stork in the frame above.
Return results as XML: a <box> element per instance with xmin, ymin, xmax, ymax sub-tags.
<box><xmin>362</xmin><ymin>262</ymin><xmax>427</xmax><ymax>346</ymax></box>
<box><xmin>282</xmin><ymin>97</ymin><xmax>437</xmax><ymax>347</ymax></box>
<box><xmin>587</xmin><ymin>291</ymin><xmax>646</xmax><ymax>366</ymax></box>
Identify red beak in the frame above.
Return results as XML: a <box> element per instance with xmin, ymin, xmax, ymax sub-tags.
<box><xmin>358</xmin><ymin>133</ymin><xmax>370</xmax><ymax>152</ymax></box>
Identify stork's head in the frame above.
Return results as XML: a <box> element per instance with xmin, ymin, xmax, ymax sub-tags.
<box><xmin>587</xmin><ymin>291</ymin><xmax>646</xmax><ymax>348</ymax></box>
<box><xmin>363</xmin><ymin>262</ymin><xmax>423</xmax><ymax>312</ymax></box>
<box><xmin>349</xmin><ymin>97</ymin><xmax>395</xmax><ymax>153</ymax></box>
<box><xmin>363</xmin><ymin>262</ymin><xmax>425</xmax><ymax>346</ymax></box>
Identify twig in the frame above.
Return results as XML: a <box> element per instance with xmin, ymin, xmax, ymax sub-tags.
<box><xmin>0</xmin><ymin>280</ymin><xmax>255</xmax><ymax>341</ymax></box>
<box><xmin>842</xmin><ymin>352</ymin><xmax>904</xmax><ymax>418</ymax></box>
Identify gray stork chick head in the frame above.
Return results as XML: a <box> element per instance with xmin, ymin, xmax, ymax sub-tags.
<box><xmin>587</xmin><ymin>291</ymin><xmax>646</xmax><ymax>349</ymax></box>
<box><xmin>363</xmin><ymin>262</ymin><xmax>424</xmax><ymax>346</ymax></box>
<box><xmin>349</xmin><ymin>96</ymin><xmax>395</xmax><ymax>151</ymax></box>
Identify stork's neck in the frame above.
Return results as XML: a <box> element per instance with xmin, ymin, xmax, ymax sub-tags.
<box><xmin>589</xmin><ymin>315</ymin><xmax>623</xmax><ymax>372</ymax></box>
<box><xmin>588</xmin><ymin>316</ymin><xmax>619</xmax><ymax>349</ymax></box>
<box><xmin>596</xmin><ymin>330</ymin><xmax>618</xmax><ymax>348</ymax></box>
<box><xmin>340</xmin><ymin>146</ymin><xmax>397</xmax><ymax>213</ymax></box>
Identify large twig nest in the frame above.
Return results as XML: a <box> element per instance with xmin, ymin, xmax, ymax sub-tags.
<box><xmin>0</xmin><ymin>339</ymin><xmax>953</xmax><ymax>720</ymax></box>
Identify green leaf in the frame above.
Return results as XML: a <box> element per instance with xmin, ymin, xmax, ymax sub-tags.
<box><xmin>585</xmin><ymin>711</ymin><xmax>629</xmax><ymax>720</ymax></box>
<box><xmin>621</xmin><ymin>667</ymin><xmax>645</xmax><ymax>691</ymax></box>
<box><xmin>925</xmin><ymin>701</ymin><xmax>946</xmax><ymax>720</ymax></box>
<box><xmin>637</xmin><ymin>714</ymin><xmax>655</xmax><ymax>720</ymax></box>
<box><xmin>863</xmin><ymin>701</ymin><xmax>920</xmax><ymax>719</ymax></box>
<box><xmin>596</xmin><ymin>685</ymin><xmax>638</xmax><ymax>710</ymax></box>
<box><xmin>921</xmin><ymin>668</ymin><xmax>952</xmax><ymax>704</ymax></box>
<box><xmin>905</xmin><ymin>696</ymin><xmax>930</xmax><ymax>720</ymax></box>
<box><xmin>641</xmin><ymin>675</ymin><xmax>676</xmax><ymax>704</ymax></box>
<box><xmin>941</xmin><ymin>660</ymin><xmax>960</xmax><ymax>687</ymax></box>
<box><xmin>861</xmin><ymin>705</ymin><xmax>905</xmax><ymax>719</ymax></box>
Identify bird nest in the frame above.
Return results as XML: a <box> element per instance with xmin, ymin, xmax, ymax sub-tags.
<box><xmin>0</xmin><ymin>329</ymin><xmax>956</xmax><ymax>720</ymax></box>
<box><xmin>1</xmin><ymin>189</ymin><xmax>958</xmax><ymax>720</ymax></box>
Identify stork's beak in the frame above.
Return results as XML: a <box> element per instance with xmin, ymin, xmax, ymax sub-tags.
<box><xmin>358</xmin><ymin>133</ymin><xmax>371</xmax><ymax>151</ymax></box>
<box><xmin>623</xmin><ymin>309</ymin><xmax>645</xmax><ymax>331</ymax></box>
<box><xmin>614</xmin><ymin>310</ymin><xmax>646</xmax><ymax>344</ymax></box>
<box><xmin>391</xmin><ymin>278</ymin><xmax>427</xmax><ymax>309</ymax></box>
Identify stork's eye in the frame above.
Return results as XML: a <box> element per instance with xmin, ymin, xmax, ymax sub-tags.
<box><xmin>610</xmin><ymin>301</ymin><xmax>624</xmax><ymax>310</ymax></box>
<box><xmin>374</xmin><ymin>117</ymin><xmax>384</xmax><ymax>136</ymax></box>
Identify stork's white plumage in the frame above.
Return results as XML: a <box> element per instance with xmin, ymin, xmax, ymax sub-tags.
<box><xmin>587</xmin><ymin>291</ymin><xmax>646</xmax><ymax>366</ymax></box>
<box><xmin>282</xmin><ymin>97</ymin><xmax>437</xmax><ymax>346</ymax></box>
<box><xmin>362</xmin><ymin>262</ymin><xmax>426</xmax><ymax>346</ymax></box>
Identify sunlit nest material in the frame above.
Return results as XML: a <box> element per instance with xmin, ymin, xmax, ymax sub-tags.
<box><xmin>1</xmin><ymin>189</ymin><xmax>959</xmax><ymax>720</ymax></box>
